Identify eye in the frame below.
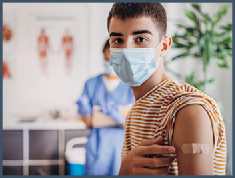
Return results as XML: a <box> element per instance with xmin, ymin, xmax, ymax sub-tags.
<box><xmin>113</xmin><ymin>38</ymin><xmax>123</xmax><ymax>44</ymax></box>
<box><xmin>135</xmin><ymin>37</ymin><xmax>147</xmax><ymax>43</ymax></box>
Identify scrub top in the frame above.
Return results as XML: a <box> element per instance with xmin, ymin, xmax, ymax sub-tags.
<box><xmin>77</xmin><ymin>74</ymin><xmax>135</xmax><ymax>175</ymax></box>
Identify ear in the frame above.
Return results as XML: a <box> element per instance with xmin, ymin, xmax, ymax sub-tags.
<box><xmin>160</xmin><ymin>36</ymin><xmax>172</xmax><ymax>57</ymax></box>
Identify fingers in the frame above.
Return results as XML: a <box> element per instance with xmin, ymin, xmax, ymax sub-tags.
<box><xmin>133</xmin><ymin>156</ymin><xmax>173</xmax><ymax>168</ymax></box>
<box><xmin>139</xmin><ymin>136</ymin><xmax>164</xmax><ymax>146</ymax></box>
<box><xmin>132</xmin><ymin>137</ymin><xmax>175</xmax><ymax>175</ymax></box>
<box><xmin>134</xmin><ymin>144</ymin><xmax>175</xmax><ymax>156</ymax></box>
<box><xmin>133</xmin><ymin>166</ymin><xmax>170</xmax><ymax>175</ymax></box>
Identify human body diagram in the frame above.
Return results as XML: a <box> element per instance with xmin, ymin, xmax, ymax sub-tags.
<box><xmin>3</xmin><ymin>21</ymin><xmax>13</xmax><ymax>79</ymax></box>
<box><xmin>3</xmin><ymin>61</ymin><xmax>11</xmax><ymax>79</ymax></box>
<box><xmin>37</xmin><ymin>28</ymin><xmax>53</xmax><ymax>74</ymax></box>
<box><xmin>58</xmin><ymin>29</ymin><xmax>74</xmax><ymax>74</ymax></box>
<box><xmin>3</xmin><ymin>21</ymin><xmax>13</xmax><ymax>42</ymax></box>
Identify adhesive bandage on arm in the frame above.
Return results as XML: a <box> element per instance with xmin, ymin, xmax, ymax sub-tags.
<box><xmin>181</xmin><ymin>143</ymin><xmax>209</xmax><ymax>154</ymax></box>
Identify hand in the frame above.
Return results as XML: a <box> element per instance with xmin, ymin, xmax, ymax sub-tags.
<box><xmin>118</xmin><ymin>136</ymin><xmax>175</xmax><ymax>175</ymax></box>
<box><xmin>100</xmin><ymin>101</ymin><xmax>125</xmax><ymax>124</ymax></box>
<box><xmin>101</xmin><ymin>100</ymin><xmax>120</xmax><ymax>115</ymax></box>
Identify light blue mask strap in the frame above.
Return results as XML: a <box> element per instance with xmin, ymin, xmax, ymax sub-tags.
<box><xmin>156</xmin><ymin>57</ymin><xmax>161</xmax><ymax>67</ymax></box>
<box><xmin>154</xmin><ymin>37</ymin><xmax>165</xmax><ymax>51</ymax></box>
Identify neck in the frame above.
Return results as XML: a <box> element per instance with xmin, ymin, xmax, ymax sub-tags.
<box><xmin>131</xmin><ymin>66</ymin><xmax>169</xmax><ymax>101</ymax></box>
<box><xmin>104</xmin><ymin>74</ymin><xmax>119</xmax><ymax>80</ymax></box>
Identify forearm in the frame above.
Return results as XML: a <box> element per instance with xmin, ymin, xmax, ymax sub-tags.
<box><xmin>106</xmin><ymin>108</ymin><xmax>125</xmax><ymax>124</ymax></box>
<box><xmin>81</xmin><ymin>115</ymin><xmax>92</xmax><ymax>128</ymax></box>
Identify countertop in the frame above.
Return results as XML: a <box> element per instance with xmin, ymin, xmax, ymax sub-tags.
<box><xmin>3</xmin><ymin>117</ymin><xmax>87</xmax><ymax>130</ymax></box>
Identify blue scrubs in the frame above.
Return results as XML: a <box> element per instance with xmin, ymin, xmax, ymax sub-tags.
<box><xmin>77</xmin><ymin>74</ymin><xmax>135</xmax><ymax>175</ymax></box>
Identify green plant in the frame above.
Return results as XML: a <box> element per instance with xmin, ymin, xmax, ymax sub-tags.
<box><xmin>170</xmin><ymin>3</ymin><xmax>232</xmax><ymax>123</ymax></box>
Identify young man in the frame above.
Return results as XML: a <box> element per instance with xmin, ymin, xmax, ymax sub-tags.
<box><xmin>77</xmin><ymin>39</ymin><xmax>135</xmax><ymax>175</ymax></box>
<box><xmin>107</xmin><ymin>3</ymin><xmax>226</xmax><ymax>175</ymax></box>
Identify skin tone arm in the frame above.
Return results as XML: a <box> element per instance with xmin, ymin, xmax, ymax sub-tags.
<box><xmin>80</xmin><ymin>112</ymin><xmax>126</xmax><ymax>129</ymax></box>
<box><xmin>119</xmin><ymin>136</ymin><xmax>176</xmax><ymax>175</ymax></box>
<box><xmin>173</xmin><ymin>104</ymin><xmax>214</xmax><ymax>175</ymax></box>
<box><xmin>81</xmin><ymin>115</ymin><xmax>92</xmax><ymax>129</ymax></box>
<box><xmin>79</xmin><ymin>99</ymin><xmax>129</xmax><ymax>129</ymax></box>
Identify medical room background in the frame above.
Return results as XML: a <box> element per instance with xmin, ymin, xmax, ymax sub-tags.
<box><xmin>2</xmin><ymin>3</ymin><xmax>232</xmax><ymax>175</ymax></box>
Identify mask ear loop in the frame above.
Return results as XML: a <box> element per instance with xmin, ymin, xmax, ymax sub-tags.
<box><xmin>154</xmin><ymin>37</ymin><xmax>165</xmax><ymax>51</ymax></box>
<box><xmin>156</xmin><ymin>57</ymin><xmax>161</xmax><ymax>67</ymax></box>
<box><xmin>153</xmin><ymin>37</ymin><xmax>164</xmax><ymax>66</ymax></box>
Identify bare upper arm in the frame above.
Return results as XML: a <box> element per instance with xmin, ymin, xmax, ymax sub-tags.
<box><xmin>173</xmin><ymin>104</ymin><xmax>214</xmax><ymax>175</ymax></box>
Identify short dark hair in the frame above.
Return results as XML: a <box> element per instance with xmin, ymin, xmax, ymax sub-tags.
<box><xmin>107</xmin><ymin>3</ymin><xmax>167</xmax><ymax>42</ymax></box>
<box><xmin>103</xmin><ymin>39</ymin><xmax>110</xmax><ymax>53</ymax></box>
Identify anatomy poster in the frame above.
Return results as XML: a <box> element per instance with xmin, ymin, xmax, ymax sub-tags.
<box><xmin>3</xmin><ymin>11</ymin><xmax>16</xmax><ymax>79</ymax></box>
<box><xmin>60</xmin><ymin>29</ymin><xmax>74</xmax><ymax>74</ymax></box>
<box><xmin>29</xmin><ymin>12</ymin><xmax>87</xmax><ymax>79</ymax></box>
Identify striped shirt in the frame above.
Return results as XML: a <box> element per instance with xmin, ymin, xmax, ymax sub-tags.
<box><xmin>122</xmin><ymin>78</ymin><xmax>226</xmax><ymax>175</ymax></box>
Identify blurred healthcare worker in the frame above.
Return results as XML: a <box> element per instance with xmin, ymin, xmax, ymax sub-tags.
<box><xmin>76</xmin><ymin>39</ymin><xmax>135</xmax><ymax>175</ymax></box>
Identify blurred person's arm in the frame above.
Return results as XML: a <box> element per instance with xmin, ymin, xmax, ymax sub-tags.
<box><xmin>81</xmin><ymin>115</ymin><xmax>92</xmax><ymax>129</ymax></box>
<box><xmin>121</xmin><ymin>104</ymin><xmax>133</xmax><ymax>128</ymax></box>
<box><xmin>100</xmin><ymin>101</ymin><xmax>125</xmax><ymax>125</ymax></box>
<box><xmin>121</xmin><ymin>104</ymin><xmax>133</xmax><ymax>118</ymax></box>
<box><xmin>77</xmin><ymin>81</ymin><xmax>93</xmax><ymax>128</ymax></box>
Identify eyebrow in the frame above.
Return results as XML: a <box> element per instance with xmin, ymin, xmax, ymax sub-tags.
<box><xmin>109</xmin><ymin>32</ymin><xmax>123</xmax><ymax>37</ymax></box>
<box><xmin>132</xmin><ymin>30</ymin><xmax>153</xmax><ymax>35</ymax></box>
<box><xmin>109</xmin><ymin>30</ymin><xmax>153</xmax><ymax>37</ymax></box>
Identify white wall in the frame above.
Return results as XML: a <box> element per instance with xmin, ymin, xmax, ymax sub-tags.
<box><xmin>3</xmin><ymin>3</ymin><xmax>101</xmax><ymax>118</ymax></box>
<box><xmin>3</xmin><ymin>2</ymin><xmax>232</xmax><ymax>175</ymax></box>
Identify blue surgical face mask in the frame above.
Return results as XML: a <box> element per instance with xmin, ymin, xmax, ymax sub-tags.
<box><xmin>109</xmin><ymin>39</ymin><xmax>163</xmax><ymax>86</ymax></box>
<box><xmin>104</xmin><ymin>61</ymin><xmax>116</xmax><ymax>75</ymax></box>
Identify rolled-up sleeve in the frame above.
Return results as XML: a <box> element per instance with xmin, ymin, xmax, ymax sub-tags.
<box><xmin>77</xmin><ymin>81</ymin><xmax>92</xmax><ymax>116</ymax></box>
